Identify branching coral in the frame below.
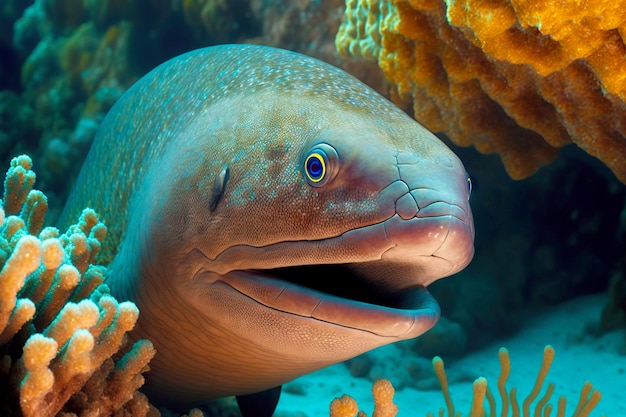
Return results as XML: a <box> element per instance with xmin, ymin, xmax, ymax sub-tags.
<box><xmin>330</xmin><ymin>346</ymin><xmax>603</xmax><ymax>417</ymax></box>
<box><xmin>0</xmin><ymin>154</ymin><xmax>157</xmax><ymax>417</ymax></box>
<box><xmin>335</xmin><ymin>0</ymin><xmax>626</xmax><ymax>182</ymax></box>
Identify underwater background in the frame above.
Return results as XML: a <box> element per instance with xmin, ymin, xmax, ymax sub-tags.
<box><xmin>0</xmin><ymin>0</ymin><xmax>624</xmax><ymax>416</ymax></box>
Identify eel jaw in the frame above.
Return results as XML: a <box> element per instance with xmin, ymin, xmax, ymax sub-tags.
<box><xmin>213</xmin><ymin>269</ymin><xmax>441</xmax><ymax>339</ymax></box>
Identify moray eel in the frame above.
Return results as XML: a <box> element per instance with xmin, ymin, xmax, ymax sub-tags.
<box><xmin>59</xmin><ymin>44</ymin><xmax>474</xmax><ymax>416</ymax></box>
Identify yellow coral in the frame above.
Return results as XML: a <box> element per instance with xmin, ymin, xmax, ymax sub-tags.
<box><xmin>372</xmin><ymin>379</ymin><xmax>398</xmax><ymax>417</ymax></box>
<box><xmin>330</xmin><ymin>381</ymin><xmax>393</xmax><ymax>417</ymax></box>
<box><xmin>0</xmin><ymin>155</ymin><xmax>157</xmax><ymax>417</ymax></box>
<box><xmin>331</xmin><ymin>346</ymin><xmax>603</xmax><ymax>417</ymax></box>
<box><xmin>446</xmin><ymin>0</ymin><xmax>626</xmax><ymax>87</ymax></box>
<box><xmin>20</xmin><ymin>334</ymin><xmax>58</xmax><ymax>412</ymax></box>
<box><xmin>336</xmin><ymin>0</ymin><xmax>626</xmax><ymax>182</ymax></box>
<box><xmin>330</xmin><ymin>394</ymin><xmax>361</xmax><ymax>417</ymax></box>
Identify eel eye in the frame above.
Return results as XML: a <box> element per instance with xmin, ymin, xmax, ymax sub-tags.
<box><xmin>303</xmin><ymin>143</ymin><xmax>339</xmax><ymax>187</ymax></box>
<box><xmin>305</xmin><ymin>152</ymin><xmax>325</xmax><ymax>182</ymax></box>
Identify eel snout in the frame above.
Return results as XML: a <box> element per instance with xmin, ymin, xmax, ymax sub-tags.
<box><xmin>372</xmin><ymin>148</ymin><xmax>475</xmax><ymax>285</ymax></box>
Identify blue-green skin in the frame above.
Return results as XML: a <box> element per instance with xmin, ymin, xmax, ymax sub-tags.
<box><xmin>60</xmin><ymin>45</ymin><xmax>474</xmax><ymax>407</ymax></box>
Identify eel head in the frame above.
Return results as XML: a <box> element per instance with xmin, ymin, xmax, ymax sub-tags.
<box><xmin>131</xmin><ymin>95</ymin><xmax>475</xmax><ymax>408</ymax></box>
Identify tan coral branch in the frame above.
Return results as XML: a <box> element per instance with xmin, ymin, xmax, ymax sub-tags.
<box><xmin>0</xmin><ymin>155</ymin><xmax>158</xmax><ymax>417</ymax></box>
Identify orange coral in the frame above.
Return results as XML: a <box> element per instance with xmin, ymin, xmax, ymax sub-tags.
<box><xmin>330</xmin><ymin>379</ymin><xmax>396</xmax><ymax>417</ymax></box>
<box><xmin>428</xmin><ymin>346</ymin><xmax>603</xmax><ymax>417</ymax></box>
<box><xmin>336</xmin><ymin>0</ymin><xmax>626</xmax><ymax>182</ymax></box>
<box><xmin>331</xmin><ymin>346</ymin><xmax>602</xmax><ymax>417</ymax></box>
<box><xmin>371</xmin><ymin>379</ymin><xmax>398</xmax><ymax>417</ymax></box>
<box><xmin>330</xmin><ymin>394</ymin><xmax>361</xmax><ymax>417</ymax></box>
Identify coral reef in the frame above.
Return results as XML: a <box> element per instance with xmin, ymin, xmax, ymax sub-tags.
<box><xmin>335</xmin><ymin>0</ymin><xmax>626</xmax><ymax>183</ymax></box>
<box><xmin>1</xmin><ymin>4</ymin><xmax>624</xmax><ymax>414</ymax></box>
<box><xmin>331</xmin><ymin>346</ymin><xmax>603</xmax><ymax>417</ymax></box>
<box><xmin>0</xmin><ymin>155</ymin><xmax>156</xmax><ymax>417</ymax></box>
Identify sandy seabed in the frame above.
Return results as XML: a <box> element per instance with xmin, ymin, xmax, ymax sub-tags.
<box><xmin>275</xmin><ymin>293</ymin><xmax>625</xmax><ymax>416</ymax></box>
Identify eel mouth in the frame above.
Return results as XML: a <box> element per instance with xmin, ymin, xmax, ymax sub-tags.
<box><xmin>270</xmin><ymin>264</ymin><xmax>411</xmax><ymax>305</ymax></box>
<box><xmin>215</xmin><ymin>264</ymin><xmax>440</xmax><ymax>339</ymax></box>
<box><xmin>191</xmin><ymin>211</ymin><xmax>473</xmax><ymax>339</ymax></box>
<box><xmin>192</xmin><ymin>208</ymin><xmax>472</xmax><ymax>340</ymax></box>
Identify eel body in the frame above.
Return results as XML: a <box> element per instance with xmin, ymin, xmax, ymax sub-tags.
<box><xmin>59</xmin><ymin>45</ymin><xmax>474</xmax><ymax>413</ymax></box>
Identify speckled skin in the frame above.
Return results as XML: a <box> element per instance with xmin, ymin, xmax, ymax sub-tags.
<box><xmin>59</xmin><ymin>45</ymin><xmax>474</xmax><ymax>407</ymax></box>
